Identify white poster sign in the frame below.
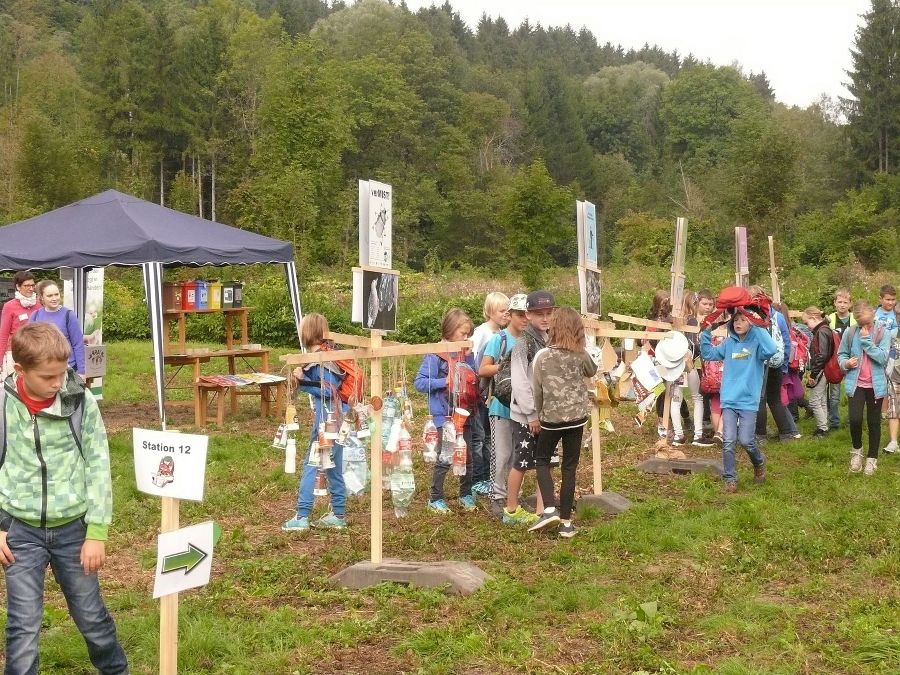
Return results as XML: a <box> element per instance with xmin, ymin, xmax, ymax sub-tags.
<box><xmin>153</xmin><ymin>521</ymin><xmax>215</xmax><ymax>599</ymax></box>
<box><xmin>576</xmin><ymin>200</ymin><xmax>598</xmax><ymax>267</ymax></box>
<box><xmin>133</xmin><ymin>428</ymin><xmax>209</xmax><ymax>502</ymax></box>
<box><xmin>358</xmin><ymin>179</ymin><xmax>392</xmax><ymax>269</ymax></box>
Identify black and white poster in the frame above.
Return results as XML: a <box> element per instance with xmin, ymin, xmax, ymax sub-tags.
<box><xmin>578</xmin><ymin>266</ymin><xmax>601</xmax><ymax>317</ymax></box>
<box><xmin>352</xmin><ymin>268</ymin><xmax>399</xmax><ymax>331</ymax></box>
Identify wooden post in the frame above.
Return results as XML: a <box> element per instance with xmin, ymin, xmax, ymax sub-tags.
<box><xmin>768</xmin><ymin>236</ymin><xmax>780</xmax><ymax>305</ymax></box>
<box><xmin>368</xmin><ymin>331</ymin><xmax>383</xmax><ymax>564</ymax></box>
<box><xmin>735</xmin><ymin>226</ymin><xmax>749</xmax><ymax>288</ymax></box>
<box><xmin>590</xmin><ymin>405</ymin><xmax>602</xmax><ymax>494</ymax></box>
<box><xmin>159</xmin><ymin>496</ymin><xmax>179</xmax><ymax>675</ymax></box>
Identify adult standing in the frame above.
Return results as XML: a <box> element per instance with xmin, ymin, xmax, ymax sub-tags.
<box><xmin>29</xmin><ymin>280</ymin><xmax>86</xmax><ymax>377</ymax></box>
<box><xmin>0</xmin><ymin>271</ymin><xmax>38</xmax><ymax>379</ymax></box>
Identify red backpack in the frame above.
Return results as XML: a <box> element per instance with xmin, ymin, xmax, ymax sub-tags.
<box><xmin>822</xmin><ymin>331</ymin><xmax>843</xmax><ymax>384</ymax></box>
<box><xmin>437</xmin><ymin>353</ymin><xmax>480</xmax><ymax>412</ymax></box>
<box><xmin>789</xmin><ymin>326</ymin><xmax>810</xmax><ymax>372</ymax></box>
<box><xmin>699</xmin><ymin>335</ymin><xmax>725</xmax><ymax>394</ymax></box>
<box><xmin>701</xmin><ymin>287</ymin><xmax>772</xmax><ymax>329</ymax></box>
<box><xmin>319</xmin><ymin>342</ymin><xmax>366</xmax><ymax>404</ymax></box>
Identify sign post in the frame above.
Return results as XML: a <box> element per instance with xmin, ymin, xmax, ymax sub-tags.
<box><xmin>768</xmin><ymin>235</ymin><xmax>781</xmax><ymax>305</ymax></box>
<box><xmin>735</xmin><ymin>226</ymin><xmax>750</xmax><ymax>288</ymax></box>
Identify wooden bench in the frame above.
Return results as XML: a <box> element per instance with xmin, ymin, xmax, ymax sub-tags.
<box><xmin>194</xmin><ymin>376</ymin><xmax>286</xmax><ymax>427</ymax></box>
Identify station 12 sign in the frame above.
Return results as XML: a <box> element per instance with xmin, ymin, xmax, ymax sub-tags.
<box><xmin>133</xmin><ymin>428</ymin><xmax>209</xmax><ymax>501</ymax></box>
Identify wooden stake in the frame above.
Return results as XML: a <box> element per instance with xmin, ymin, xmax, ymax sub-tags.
<box><xmin>369</xmin><ymin>331</ymin><xmax>383</xmax><ymax>564</ymax></box>
<box><xmin>768</xmin><ymin>236</ymin><xmax>780</xmax><ymax>305</ymax></box>
<box><xmin>159</xmin><ymin>497</ymin><xmax>179</xmax><ymax>675</ymax></box>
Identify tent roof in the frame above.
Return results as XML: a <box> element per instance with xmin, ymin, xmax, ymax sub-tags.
<box><xmin>0</xmin><ymin>189</ymin><xmax>294</xmax><ymax>269</ymax></box>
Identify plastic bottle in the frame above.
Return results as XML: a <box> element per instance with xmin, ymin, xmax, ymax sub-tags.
<box><xmin>391</xmin><ymin>423</ymin><xmax>415</xmax><ymax>517</ymax></box>
<box><xmin>306</xmin><ymin>440</ymin><xmax>321</xmax><ymax>467</ymax></box>
<box><xmin>313</xmin><ymin>470</ymin><xmax>328</xmax><ymax>496</ymax></box>
<box><xmin>452</xmin><ymin>432</ymin><xmax>467</xmax><ymax>477</ymax></box>
<box><xmin>381</xmin><ymin>395</ymin><xmax>398</xmax><ymax>445</ymax></box>
<box><xmin>355</xmin><ymin>403</ymin><xmax>371</xmax><ymax>438</ymax></box>
<box><xmin>284</xmin><ymin>438</ymin><xmax>297</xmax><ymax>474</ymax></box>
<box><xmin>422</xmin><ymin>415</ymin><xmax>439</xmax><ymax>463</ymax></box>
<box><xmin>439</xmin><ymin>422</ymin><xmax>455</xmax><ymax>466</ymax></box>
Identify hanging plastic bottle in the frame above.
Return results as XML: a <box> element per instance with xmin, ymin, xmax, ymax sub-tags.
<box><xmin>386</xmin><ymin>415</ymin><xmax>402</xmax><ymax>452</ymax></box>
<box><xmin>313</xmin><ymin>470</ymin><xmax>328</xmax><ymax>497</ymax></box>
<box><xmin>422</xmin><ymin>415</ymin><xmax>439</xmax><ymax>463</ymax></box>
<box><xmin>284</xmin><ymin>438</ymin><xmax>297</xmax><ymax>474</ymax></box>
<box><xmin>337</xmin><ymin>417</ymin><xmax>353</xmax><ymax>446</ymax></box>
<box><xmin>324</xmin><ymin>411</ymin><xmax>339</xmax><ymax>440</ymax></box>
<box><xmin>381</xmin><ymin>394</ymin><xmax>398</xmax><ymax>445</ymax></box>
<box><xmin>354</xmin><ymin>403</ymin><xmax>371</xmax><ymax>439</ymax></box>
<box><xmin>439</xmin><ymin>422</ymin><xmax>455</xmax><ymax>466</ymax></box>
<box><xmin>306</xmin><ymin>440</ymin><xmax>321</xmax><ymax>467</ymax></box>
<box><xmin>452</xmin><ymin>432</ymin><xmax>467</xmax><ymax>477</ymax></box>
<box><xmin>391</xmin><ymin>423</ymin><xmax>415</xmax><ymax>517</ymax></box>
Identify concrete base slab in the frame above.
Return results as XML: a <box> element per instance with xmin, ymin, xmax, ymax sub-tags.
<box><xmin>330</xmin><ymin>559</ymin><xmax>490</xmax><ymax>595</ymax></box>
<box><xmin>578</xmin><ymin>491</ymin><xmax>632</xmax><ymax>515</ymax></box>
<box><xmin>636</xmin><ymin>457</ymin><xmax>723</xmax><ymax>477</ymax></box>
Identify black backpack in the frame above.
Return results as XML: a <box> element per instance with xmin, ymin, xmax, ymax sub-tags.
<box><xmin>494</xmin><ymin>330</ymin><xmax>541</xmax><ymax>408</ymax></box>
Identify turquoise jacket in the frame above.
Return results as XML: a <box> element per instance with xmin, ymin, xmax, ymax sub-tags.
<box><xmin>701</xmin><ymin>324</ymin><xmax>777</xmax><ymax>411</ymax></box>
<box><xmin>838</xmin><ymin>325</ymin><xmax>891</xmax><ymax>398</ymax></box>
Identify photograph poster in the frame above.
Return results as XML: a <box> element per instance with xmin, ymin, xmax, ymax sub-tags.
<box><xmin>358</xmin><ymin>179</ymin><xmax>392</xmax><ymax>269</ymax></box>
<box><xmin>576</xmin><ymin>200</ymin><xmax>598</xmax><ymax>267</ymax></box>
<box><xmin>352</xmin><ymin>268</ymin><xmax>399</xmax><ymax>331</ymax></box>
<box><xmin>578</xmin><ymin>266</ymin><xmax>601</xmax><ymax>317</ymax></box>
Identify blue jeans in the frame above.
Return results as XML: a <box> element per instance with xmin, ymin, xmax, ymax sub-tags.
<box><xmin>296</xmin><ymin>441</ymin><xmax>346</xmax><ymax>518</ymax></box>
<box><xmin>827</xmin><ymin>383</ymin><xmax>842</xmax><ymax>428</ymax></box>
<box><xmin>3</xmin><ymin>516</ymin><xmax>128</xmax><ymax>675</ymax></box>
<box><xmin>469</xmin><ymin>406</ymin><xmax>489</xmax><ymax>484</ymax></box>
<box><xmin>722</xmin><ymin>408</ymin><xmax>765</xmax><ymax>483</ymax></box>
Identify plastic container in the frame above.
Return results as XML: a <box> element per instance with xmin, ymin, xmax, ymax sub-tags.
<box><xmin>195</xmin><ymin>280</ymin><xmax>210</xmax><ymax>310</ymax></box>
<box><xmin>208</xmin><ymin>280</ymin><xmax>222</xmax><ymax>310</ymax></box>
<box><xmin>231</xmin><ymin>281</ymin><xmax>244</xmax><ymax>308</ymax></box>
<box><xmin>181</xmin><ymin>280</ymin><xmax>198</xmax><ymax>310</ymax></box>
<box><xmin>222</xmin><ymin>283</ymin><xmax>234</xmax><ymax>309</ymax></box>
<box><xmin>162</xmin><ymin>282</ymin><xmax>183</xmax><ymax>312</ymax></box>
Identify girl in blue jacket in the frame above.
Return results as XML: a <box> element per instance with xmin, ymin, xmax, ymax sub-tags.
<box><xmin>838</xmin><ymin>301</ymin><xmax>891</xmax><ymax>475</ymax></box>
<box><xmin>701</xmin><ymin>309</ymin><xmax>777</xmax><ymax>492</ymax></box>
<box><xmin>414</xmin><ymin>309</ymin><xmax>475</xmax><ymax>514</ymax></box>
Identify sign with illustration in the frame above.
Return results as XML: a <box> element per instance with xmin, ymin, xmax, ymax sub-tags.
<box><xmin>133</xmin><ymin>428</ymin><xmax>209</xmax><ymax>501</ymax></box>
<box><xmin>578</xmin><ymin>266</ymin><xmax>601</xmax><ymax>317</ymax></box>
<box><xmin>358</xmin><ymin>179</ymin><xmax>393</xmax><ymax>269</ymax></box>
<box><xmin>153</xmin><ymin>521</ymin><xmax>218</xmax><ymax>598</ymax></box>
<box><xmin>577</xmin><ymin>200</ymin><xmax>598</xmax><ymax>267</ymax></box>
<box><xmin>352</xmin><ymin>267</ymin><xmax>399</xmax><ymax>331</ymax></box>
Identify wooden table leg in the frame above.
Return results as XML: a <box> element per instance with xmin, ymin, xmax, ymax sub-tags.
<box><xmin>215</xmin><ymin>387</ymin><xmax>226</xmax><ymax>425</ymax></box>
<box><xmin>227</xmin><ymin>356</ymin><xmax>237</xmax><ymax>414</ymax></box>
<box><xmin>178</xmin><ymin>315</ymin><xmax>187</xmax><ymax>355</ymax></box>
<box><xmin>260</xmin><ymin>384</ymin><xmax>271</xmax><ymax>418</ymax></box>
<box><xmin>276</xmin><ymin>381</ymin><xmax>286</xmax><ymax>417</ymax></box>
<box><xmin>195</xmin><ymin>384</ymin><xmax>205</xmax><ymax>427</ymax></box>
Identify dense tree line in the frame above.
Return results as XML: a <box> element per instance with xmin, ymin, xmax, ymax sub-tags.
<box><xmin>0</xmin><ymin>0</ymin><xmax>897</xmax><ymax>281</ymax></box>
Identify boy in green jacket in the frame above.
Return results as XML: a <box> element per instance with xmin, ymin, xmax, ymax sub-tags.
<box><xmin>0</xmin><ymin>323</ymin><xmax>127</xmax><ymax>674</ymax></box>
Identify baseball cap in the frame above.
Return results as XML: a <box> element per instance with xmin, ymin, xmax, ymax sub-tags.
<box><xmin>508</xmin><ymin>293</ymin><xmax>528</xmax><ymax>312</ymax></box>
<box><xmin>526</xmin><ymin>290</ymin><xmax>556</xmax><ymax>311</ymax></box>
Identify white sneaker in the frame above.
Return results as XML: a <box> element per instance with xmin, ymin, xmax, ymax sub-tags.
<box><xmin>884</xmin><ymin>441</ymin><xmax>898</xmax><ymax>454</ymax></box>
<box><xmin>849</xmin><ymin>450</ymin><xmax>863</xmax><ymax>473</ymax></box>
<box><xmin>864</xmin><ymin>458</ymin><xmax>878</xmax><ymax>476</ymax></box>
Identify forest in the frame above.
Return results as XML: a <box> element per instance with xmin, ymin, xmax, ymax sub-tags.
<box><xmin>1</xmin><ymin>0</ymin><xmax>898</xmax><ymax>287</ymax></box>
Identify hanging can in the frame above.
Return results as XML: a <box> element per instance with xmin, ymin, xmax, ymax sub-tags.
<box><xmin>222</xmin><ymin>282</ymin><xmax>234</xmax><ymax>309</ymax></box>
<box><xmin>162</xmin><ymin>282</ymin><xmax>183</xmax><ymax>312</ymax></box>
<box><xmin>181</xmin><ymin>280</ymin><xmax>199</xmax><ymax>310</ymax></box>
<box><xmin>208</xmin><ymin>280</ymin><xmax>222</xmax><ymax>310</ymax></box>
<box><xmin>195</xmin><ymin>280</ymin><xmax>210</xmax><ymax>310</ymax></box>
<box><xmin>231</xmin><ymin>281</ymin><xmax>244</xmax><ymax>308</ymax></box>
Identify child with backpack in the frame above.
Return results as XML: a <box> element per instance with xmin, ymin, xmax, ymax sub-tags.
<box><xmin>780</xmin><ymin>302</ymin><xmax>811</xmax><ymax>423</ymax></box>
<box><xmin>414</xmin><ymin>309</ymin><xmax>477</xmax><ymax>514</ymax></box>
<box><xmin>470</xmin><ymin>292</ymin><xmax>510</xmax><ymax>496</ymax></box>
<box><xmin>0</xmin><ymin>323</ymin><xmax>128</xmax><ymax>673</ymax></box>
<box><xmin>283</xmin><ymin>313</ymin><xmax>349</xmax><ymax>532</ymax></box>
<box><xmin>839</xmin><ymin>301</ymin><xmax>891</xmax><ymax>475</ymax></box>
<box><xmin>527</xmin><ymin>307</ymin><xmax>597</xmax><ymax>538</ymax></box>
<box><xmin>478</xmin><ymin>294</ymin><xmax>531</xmax><ymax>521</ymax></box>
<box><xmin>670</xmin><ymin>291</ymin><xmax>713</xmax><ymax>447</ymax></box>
<box><xmin>701</xmin><ymin>296</ymin><xmax>778</xmax><ymax>493</ymax></box>
<box><xmin>802</xmin><ymin>307</ymin><xmax>835</xmax><ymax>438</ymax></box>
<box><xmin>827</xmin><ymin>288</ymin><xmax>855</xmax><ymax>430</ymax></box>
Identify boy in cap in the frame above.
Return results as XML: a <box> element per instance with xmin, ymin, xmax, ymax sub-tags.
<box><xmin>503</xmin><ymin>291</ymin><xmax>555</xmax><ymax>523</ymax></box>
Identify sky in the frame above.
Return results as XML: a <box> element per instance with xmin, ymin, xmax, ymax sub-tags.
<box><xmin>402</xmin><ymin>0</ymin><xmax>870</xmax><ymax>108</ymax></box>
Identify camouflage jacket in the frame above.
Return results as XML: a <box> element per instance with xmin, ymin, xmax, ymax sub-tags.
<box><xmin>531</xmin><ymin>347</ymin><xmax>597</xmax><ymax>424</ymax></box>
<box><xmin>0</xmin><ymin>371</ymin><xmax>112</xmax><ymax>540</ymax></box>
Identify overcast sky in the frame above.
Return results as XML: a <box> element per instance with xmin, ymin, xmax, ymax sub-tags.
<box><xmin>403</xmin><ymin>0</ymin><xmax>869</xmax><ymax>108</ymax></box>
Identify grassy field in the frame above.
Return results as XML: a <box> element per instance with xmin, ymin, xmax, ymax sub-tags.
<box><xmin>2</xmin><ymin>341</ymin><xmax>899</xmax><ymax>674</ymax></box>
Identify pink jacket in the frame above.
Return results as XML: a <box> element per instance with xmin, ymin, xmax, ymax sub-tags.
<box><xmin>0</xmin><ymin>299</ymin><xmax>39</xmax><ymax>356</ymax></box>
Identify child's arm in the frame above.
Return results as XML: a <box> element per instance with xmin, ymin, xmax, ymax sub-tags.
<box><xmin>530</xmin><ymin>351</ymin><xmax>545</xmax><ymax>419</ymax></box>
<box><xmin>79</xmin><ymin>391</ymin><xmax>112</xmax><ymax>572</ymax></box>
<box><xmin>754</xmin><ymin>325</ymin><xmax>778</xmax><ymax>362</ymax></box>
<box><xmin>511</xmin><ymin>342</ymin><xmax>539</xmax><ymax>431</ymax></box>
<box><xmin>700</xmin><ymin>329</ymin><xmax>726</xmax><ymax>361</ymax></box>
<box><xmin>0</xmin><ymin>305</ymin><xmax>13</xmax><ymax>358</ymax></box>
<box><xmin>413</xmin><ymin>354</ymin><xmax>447</xmax><ymax>393</ymax></box>
<box><xmin>861</xmin><ymin>327</ymin><xmax>891</xmax><ymax>366</ymax></box>
<box><xmin>67</xmin><ymin>309</ymin><xmax>86</xmax><ymax>375</ymax></box>
<box><xmin>580</xmin><ymin>350</ymin><xmax>599</xmax><ymax>378</ymax></box>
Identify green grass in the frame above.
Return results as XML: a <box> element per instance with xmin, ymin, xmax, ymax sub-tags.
<box><xmin>2</xmin><ymin>342</ymin><xmax>900</xmax><ymax>673</ymax></box>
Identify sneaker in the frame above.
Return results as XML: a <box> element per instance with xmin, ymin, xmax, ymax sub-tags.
<box><xmin>633</xmin><ymin>415</ymin><xmax>643</xmax><ymax>428</ymax></box>
<box><xmin>558</xmin><ymin>522</ymin><xmax>578</xmax><ymax>538</ymax></box>
<box><xmin>528</xmin><ymin>509</ymin><xmax>561</xmax><ymax>532</ymax></box>
<box><xmin>427</xmin><ymin>499</ymin><xmax>452</xmax><ymax>514</ymax></box>
<box><xmin>657</xmin><ymin>424</ymin><xmax>667</xmax><ymax>438</ymax></box>
<box><xmin>471</xmin><ymin>481</ymin><xmax>490</xmax><ymax>495</ymax></box>
<box><xmin>849</xmin><ymin>450</ymin><xmax>863</xmax><ymax>473</ymax></box>
<box><xmin>313</xmin><ymin>512</ymin><xmax>347</xmax><ymax>529</ymax></box>
<box><xmin>281</xmin><ymin>515</ymin><xmax>310</xmax><ymax>532</ymax></box>
<box><xmin>713</xmin><ymin>432</ymin><xmax>724</xmax><ymax>444</ymax></box>
<box><xmin>672</xmin><ymin>435</ymin><xmax>687</xmax><ymax>446</ymax></box>
<box><xmin>458</xmin><ymin>495</ymin><xmax>477</xmax><ymax>511</ymax></box>
<box><xmin>753</xmin><ymin>463</ymin><xmax>766</xmax><ymax>484</ymax></box>
<box><xmin>502</xmin><ymin>505</ymin><xmax>539</xmax><ymax>526</ymax></box>
<box><xmin>692</xmin><ymin>437</ymin><xmax>715</xmax><ymax>448</ymax></box>
<box><xmin>884</xmin><ymin>441</ymin><xmax>898</xmax><ymax>454</ymax></box>
<box><xmin>864</xmin><ymin>458</ymin><xmax>878</xmax><ymax>476</ymax></box>
<box><xmin>724</xmin><ymin>481</ymin><xmax>738</xmax><ymax>494</ymax></box>
<box><xmin>489</xmin><ymin>499</ymin><xmax>505</xmax><ymax>520</ymax></box>
<box><xmin>779</xmin><ymin>432</ymin><xmax>802</xmax><ymax>441</ymax></box>
<box><xmin>812</xmin><ymin>429</ymin><xmax>829</xmax><ymax>439</ymax></box>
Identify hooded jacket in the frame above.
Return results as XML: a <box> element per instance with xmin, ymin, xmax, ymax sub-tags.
<box><xmin>700</xmin><ymin>323</ymin><xmax>777</xmax><ymax>411</ymax></box>
<box><xmin>807</xmin><ymin>320</ymin><xmax>834</xmax><ymax>381</ymax></box>
<box><xmin>838</xmin><ymin>325</ymin><xmax>891</xmax><ymax>398</ymax></box>
<box><xmin>0</xmin><ymin>370</ymin><xmax>112</xmax><ymax>540</ymax></box>
<box><xmin>414</xmin><ymin>351</ymin><xmax>475</xmax><ymax>428</ymax></box>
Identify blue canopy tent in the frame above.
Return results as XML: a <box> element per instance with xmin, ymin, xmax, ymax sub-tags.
<box><xmin>0</xmin><ymin>189</ymin><xmax>304</xmax><ymax>427</ymax></box>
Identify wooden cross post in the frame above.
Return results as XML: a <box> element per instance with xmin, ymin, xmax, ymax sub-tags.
<box><xmin>281</xmin><ymin>332</ymin><xmax>470</xmax><ymax>565</ymax></box>
<box><xmin>735</xmin><ymin>226</ymin><xmax>750</xmax><ymax>288</ymax></box>
<box><xmin>159</xmin><ymin>497</ymin><xmax>178</xmax><ymax>675</ymax></box>
<box><xmin>768</xmin><ymin>235</ymin><xmax>781</xmax><ymax>305</ymax></box>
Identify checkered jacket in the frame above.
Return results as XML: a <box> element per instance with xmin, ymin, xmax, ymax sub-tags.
<box><xmin>0</xmin><ymin>372</ymin><xmax>112</xmax><ymax>540</ymax></box>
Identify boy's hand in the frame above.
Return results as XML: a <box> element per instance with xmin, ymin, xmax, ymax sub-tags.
<box><xmin>81</xmin><ymin>539</ymin><xmax>106</xmax><ymax>575</ymax></box>
<box><xmin>0</xmin><ymin>531</ymin><xmax>15</xmax><ymax>567</ymax></box>
<box><xmin>528</xmin><ymin>420</ymin><xmax>541</xmax><ymax>435</ymax></box>
<box><xmin>845</xmin><ymin>356</ymin><xmax>859</xmax><ymax>369</ymax></box>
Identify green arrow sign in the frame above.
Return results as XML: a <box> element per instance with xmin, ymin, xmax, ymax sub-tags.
<box><xmin>162</xmin><ymin>543</ymin><xmax>208</xmax><ymax>574</ymax></box>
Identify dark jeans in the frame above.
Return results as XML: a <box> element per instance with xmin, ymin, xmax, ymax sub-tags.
<box><xmin>756</xmin><ymin>367</ymin><xmax>794</xmax><ymax>436</ymax></box>
<box><xmin>534</xmin><ymin>420</ymin><xmax>586</xmax><ymax>520</ymax></box>
<box><xmin>849</xmin><ymin>387</ymin><xmax>883</xmax><ymax>458</ymax></box>
<box><xmin>431</xmin><ymin>424</ymin><xmax>473</xmax><ymax>501</ymax></box>
<box><xmin>470</xmin><ymin>405</ymin><xmax>490</xmax><ymax>484</ymax></box>
<box><xmin>3</xmin><ymin>515</ymin><xmax>128</xmax><ymax>675</ymax></box>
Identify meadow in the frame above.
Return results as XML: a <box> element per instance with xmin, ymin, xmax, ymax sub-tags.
<box><xmin>2</xmin><ymin>338</ymin><xmax>898</xmax><ymax>674</ymax></box>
